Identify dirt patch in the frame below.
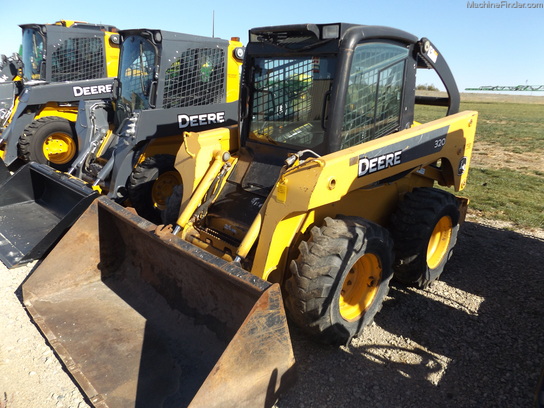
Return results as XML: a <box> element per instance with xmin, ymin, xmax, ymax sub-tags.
<box><xmin>471</xmin><ymin>140</ymin><xmax>544</xmax><ymax>175</ymax></box>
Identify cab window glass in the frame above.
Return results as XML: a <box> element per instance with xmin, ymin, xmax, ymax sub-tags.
<box><xmin>341</xmin><ymin>43</ymin><xmax>408</xmax><ymax>149</ymax></box>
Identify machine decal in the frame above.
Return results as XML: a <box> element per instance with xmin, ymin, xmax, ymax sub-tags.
<box><xmin>458</xmin><ymin>156</ymin><xmax>467</xmax><ymax>175</ymax></box>
<box><xmin>358</xmin><ymin>151</ymin><xmax>402</xmax><ymax>177</ymax></box>
<box><xmin>72</xmin><ymin>84</ymin><xmax>113</xmax><ymax>97</ymax></box>
<box><xmin>427</xmin><ymin>45</ymin><xmax>439</xmax><ymax>63</ymax></box>
<box><xmin>357</xmin><ymin>126</ymin><xmax>450</xmax><ymax>178</ymax></box>
<box><xmin>178</xmin><ymin>111</ymin><xmax>226</xmax><ymax>129</ymax></box>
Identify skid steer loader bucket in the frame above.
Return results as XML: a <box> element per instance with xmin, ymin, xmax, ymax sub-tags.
<box><xmin>22</xmin><ymin>197</ymin><xmax>296</xmax><ymax>408</ymax></box>
<box><xmin>0</xmin><ymin>162</ymin><xmax>98</xmax><ymax>268</ymax></box>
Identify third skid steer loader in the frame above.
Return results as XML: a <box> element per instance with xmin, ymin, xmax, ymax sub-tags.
<box><xmin>0</xmin><ymin>20</ymin><xmax>120</xmax><ymax>171</ymax></box>
<box><xmin>0</xmin><ymin>53</ymin><xmax>22</xmax><ymax>126</ymax></box>
<box><xmin>23</xmin><ymin>23</ymin><xmax>477</xmax><ymax>407</ymax></box>
<box><xmin>0</xmin><ymin>52</ymin><xmax>23</xmax><ymax>82</ymax></box>
<box><xmin>0</xmin><ymin>29</ymin><xmax>243</xmax><ymax>268</ymax></box>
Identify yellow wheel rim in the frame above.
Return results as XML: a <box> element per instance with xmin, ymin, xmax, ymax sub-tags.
<box><xmin>151</xmin><ymin>170</ymin><xmax>182</xmax><ymax>210</ymax></box>
<box><xmin>339</xmin><ymin>253</ymin><xmax>381</xmax><ymax>322</ymax></box>
<box><xmin>42</xmin><ymin>132</ymin><xmax>76</xmax><ymax>164</ymax></box>
<box><xmin>427</xmin><ymin>215</ymin><xmax>453</xmax><ymax>269</ymax></box>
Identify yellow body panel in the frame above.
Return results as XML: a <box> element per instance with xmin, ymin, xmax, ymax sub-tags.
<box><xmin>5</xmin><ymin>95</ymin><xmax>21</xmax><ymax>124</ymax></box>
<box><xmin>34</xmin><ymin>104</ymin><xmax>79</xmax><ymax>122</ymax></box>
<box><xmin>54</xmin><ymin>20</ymin><xmax>84</xmax><ymax>27</ymax></box>
<box><xmin>104</xmin><ymin>32</ymin><xmax>121</xmax><ymax>78</ymax></box>
<box><xmin>135</xmin><ymin>135</ymin><xmax>185</xmax><ymax>164</ymax></box>
<box><xmin>226</xmin><ymin>40</ymin><xmax>243</xmax><ymax>103</ymax></box>
<box><xmin>175</xmin><ymin>126</ymin><xmax>239</xmax><ymax>208</ymax></box>
<box><xmin>274</xmin><ymin>111</ymin><xmax>477</xmax><ymax>214</ymax></box>
<box><xmin>252</xmin><ymin>111</ymin><xmax>477</xmax><ymax>280</ymax></box>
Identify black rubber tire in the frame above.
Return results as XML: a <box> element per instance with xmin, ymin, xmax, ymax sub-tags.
<box><xmin>18</xmin><ymin>116</ymin><xmax>77</xmax><ymax>171</ymax></box>
<box><xmin>161</xmin><ymin>184</ymin><xmax>183</xmax><ymax>225</ymax></box>
<box><xmin>285</xmin><ymin>216</ymin><xmax>394</xmax><ymax>346</ymax></box>
<box><xmin>127</xmin><ymin>154</ymin><xmax>181</xmax><ymax>224</ymax></box>
<box><xmin>389</xmin><ymin>187</ymin><xmax>460</xmax><ymax>288</ymax></box>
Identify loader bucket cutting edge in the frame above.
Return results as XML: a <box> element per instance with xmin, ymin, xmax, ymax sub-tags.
<box><xmin>0</xmin><ymin>162</ymin><xmax>99</xmax><ymax>268</ymax></box>
<box><xmin>22</xmin><ymin>196</ymin><xmax>296</xmax><ymax>408</ymax></box>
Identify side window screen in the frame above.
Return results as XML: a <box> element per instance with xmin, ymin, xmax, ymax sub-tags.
<box><xmin>340</xmin><ymin>43</ymin><xmax>408</xmax><ymax>149</ymax></box>
<box><xmin>51</xmin><ymin>37</ymin><xmax>105</xmax><ymax>82</ymax></box>
<box><xmin>163</xmin><ymin>48</ymin><xmax>226</xmax><ymax>108</ymax></box>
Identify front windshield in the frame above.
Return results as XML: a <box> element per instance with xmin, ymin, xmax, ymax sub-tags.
<box><xmin>117</xmin><ymin>35</ymin><xmax>157</xmax><ymax>120</ymax></box>
<box><xmin>21</xmin><ymin>28</ymin><xmax>45</xmax><ymax>81</ymax></box>
<box><xmin>248</xmin><ymin>56</ymin><xmax>336</xmax><ymax>149</ymax></box>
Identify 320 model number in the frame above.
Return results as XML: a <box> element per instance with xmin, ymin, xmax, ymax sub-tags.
<box><xmin>434</xmin><ymin>137</ymin><xmax>446</xmax><ymax>149</ymax></box>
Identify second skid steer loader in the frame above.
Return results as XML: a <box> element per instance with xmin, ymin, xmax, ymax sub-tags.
<box><xmin>68</xmin><ymin>29</ymin><xmax>244</xmax><ymax>223</ymax></box>
<box><xmin>0</xmin><ymin>29</ymin><xmax>243</xmax><ymax>268</ymax></box>
<box><xmin>23</xmin><ymin>23</ymin><xmax>477</xmax><ymax>406</ymax></box>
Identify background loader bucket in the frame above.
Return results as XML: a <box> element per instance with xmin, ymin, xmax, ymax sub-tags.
<box><xmin>0</xmin><ymin>162</ymin><xmax>98</xmax><ymax>268</ymax></box>
<box><xmin>22</xmin><ymin>197</ymin><xmax>296</xmax><ymax>408</ymax></box>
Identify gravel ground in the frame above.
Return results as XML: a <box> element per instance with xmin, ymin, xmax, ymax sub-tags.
<box><xmin>0</xmin><ymin>261</ymin><xmax>89</xmax><ymax>408</ymax></box>
<box><xmin>1</xmin><ymin>217</ymin><xmax>543</xmax><ymax>408</ymax></box>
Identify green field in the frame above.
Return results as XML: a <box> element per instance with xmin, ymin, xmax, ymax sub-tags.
<box><xmin>416</xmin><ymin>99</ymin><xmax>544</xmax><ymax>230</ymax></box>
<box><xmin>461</xmin><ymin>101</ymin><xmax>544</xmax><ymax>154</ymax></box>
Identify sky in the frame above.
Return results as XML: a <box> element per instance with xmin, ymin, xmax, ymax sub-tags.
<box><xmin>0</xmin><ymin>0</ymin><xmax>542</xmax><ymax>94</ymax></box>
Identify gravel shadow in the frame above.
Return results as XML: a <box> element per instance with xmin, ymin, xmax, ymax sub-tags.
<box><xmin>276</xmin><ymin>222</ymin><xmax>544</xmax><ymax>407</ymax></box>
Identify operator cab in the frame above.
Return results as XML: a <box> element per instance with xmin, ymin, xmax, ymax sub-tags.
<box><xmin>201</xmin><ymin>23</ymin><xmax>460</xmax><ymax>255</ymax></box>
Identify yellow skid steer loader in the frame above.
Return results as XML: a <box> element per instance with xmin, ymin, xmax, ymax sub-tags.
<box><xmin>23</xmin><ymin>23</ymin><xmax>477</xmax><ymax>406</ymax></box>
